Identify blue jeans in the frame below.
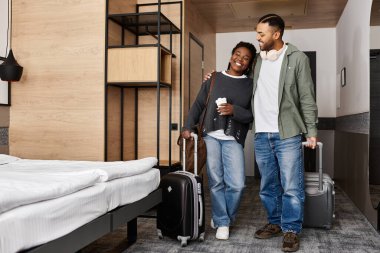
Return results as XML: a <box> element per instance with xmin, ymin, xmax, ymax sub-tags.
<box><xmin>254</xmin><ymin>133</ymin><xmax>304</xmax><ymax>233</ymax></box>
<box><xmin>204</xmin><ymin>135</ymin><xmax>246</xmax><ymax>227</ymax></box>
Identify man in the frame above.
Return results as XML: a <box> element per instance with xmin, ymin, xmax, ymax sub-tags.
<box><xmin>252</xmin><ymin>14</ymin><xmax>318</xmax><ymax>252</ymax></box>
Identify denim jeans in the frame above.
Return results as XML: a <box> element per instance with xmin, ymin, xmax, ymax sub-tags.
<box><xmin>254</xmin><ymin>132</ymin><xmax>304</xmax><ymax>233</ymax></box>
<box><xmin>204</xmin><ymin>135</ymin><xmax>246</xmax><ymax>227</ymax></box>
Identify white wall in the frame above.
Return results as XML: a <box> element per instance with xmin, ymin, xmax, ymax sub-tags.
<box><xmin>336</xmin><ymin>0</ymin><xmax>372</xmax><ymax>116</ymax></box>
<box><xmin>0</xmin><ymin>0</ymin><xmax>8</xmax><ymax>57</ymax></box>
<box><xmin>370</xmin><ymin>26</ymin><xmax>380</xmax><ymax>49</ymax></box>
<box><xmin>0</xmin><ymin>0</ymin><xmax>9</xmax><ymax>104</ymax></box>
<box><xmin>216</xmin><ymin>28</ymin><xmax>337</xmax><ymax>118</ymax></box>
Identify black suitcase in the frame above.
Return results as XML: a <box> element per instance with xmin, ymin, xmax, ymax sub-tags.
<box><xmin>157</xmin><ymin>133</ymin><xmax>205</xmax><ymax>246</ymax></box>
<box><xmin>303</xmin><ymin>142</ymin><xmax>335</xmax><ymax>229</ymax></box>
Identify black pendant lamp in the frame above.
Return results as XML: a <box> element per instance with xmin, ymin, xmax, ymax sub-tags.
<box><xmin>0</xmin><ymin>49</ymin><xmax>23</xmax><ymax>81</ymax></box>
<box><xmin>0</xmin><ymin>0</ymin><xmax>23</xmax><ymax>82</ymax></box>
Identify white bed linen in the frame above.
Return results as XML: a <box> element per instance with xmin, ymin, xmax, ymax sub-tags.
<box><xmin>0</xmin><ymin>155</ymin><xmax>158</xmax><ymax>182</ymax></box>
<box><xmin>0</xmin><ymin>183</ymin><xmax>108</xmax><ymax>253</ymax></box>
<box><xmin>0</xmin><ymin>170</ymin><xmax>100</xmax><ymax>214</ymax></box>
<box><xmin>0</xmin><ymin>168</ymin><xmax>160</xmax><ymax>253</ymax></box>
<box><xmin>105</xmin><ymin>168</ymin><xmax>160</xmax><ymax>211</ymax></box>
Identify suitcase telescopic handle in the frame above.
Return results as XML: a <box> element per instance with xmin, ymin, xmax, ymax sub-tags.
<box><xmin>182</xmin><ymin>133</ymin><xmax>198</xmax><ymax>176</ymax></box>
<box><xmin>191</xmin><ymin>133</ymin><xmax>198</xmax><ymax>176</ymax></box>
<box><xmin>302</xmin><ymin>141</ymin><xmax>323</xmax><ymax>191</ymax></box>
<box><xmin>198</xmin><ymin>189</ymin><xmax>203</xmax><ymax>226</ymax></box>
<box><xmin>182</xmin><ymin>136</ymin><xmax>186</xmax><ymax>171</ymax></box>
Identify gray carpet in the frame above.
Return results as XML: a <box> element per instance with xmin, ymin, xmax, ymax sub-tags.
<box><xmin>82</xmin><ymin>177</ymin><xmax>380</xmax><ymax>253</ymax></box>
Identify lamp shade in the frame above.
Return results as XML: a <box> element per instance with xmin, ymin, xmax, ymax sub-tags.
<box><xmin>0</xmin><ymin>49</ymin><xmax>23</xmax><ymax>81</ymax></box>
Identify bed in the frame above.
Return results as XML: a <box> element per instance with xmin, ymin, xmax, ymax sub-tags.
<box><xmin>0</xmin><ymin>155</ymin><xmax>162</xmax><ymax>253</ymax></box>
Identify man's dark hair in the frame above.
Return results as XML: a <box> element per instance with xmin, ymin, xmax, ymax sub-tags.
<box><xmin>227</xmin><ymin>41</ymin><xmax>257</xmax><ymax>76</ymax></box>
<box><xmin>258</xmin><ymin>14</ymin><xmax>285</xmax><ymax>38</ymax></box>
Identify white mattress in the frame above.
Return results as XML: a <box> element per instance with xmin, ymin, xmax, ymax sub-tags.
<box><xmin>0</xmin><ymin>169</ymin><xmax>160</xmax><ymax>253</ymax></box>
<box><xmin>0</xmin><ymin>155</ymin><xmax>158</xmax><ymax>182</ymax></box>
<box><xmin>0</xmin><ymin>170</ymin><xmax>101</xmax><ymax>214</ymax></box>
<box><xmin>105</xmin><ymin>168</ymin><xmax>160</xmax><ymax>211</ymax></box>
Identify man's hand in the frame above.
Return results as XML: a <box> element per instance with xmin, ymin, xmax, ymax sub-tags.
<box><xmin>217</xmin><ymin>103</ymin><xmax>233</xmax><ymax>116</ymax></box>
<box><xmin>305</xmin><ymin>137</ymin><xmax>317</xmax><ymax>149</ymax></box>
<box><xmin>203</xmin><ymin>70</ymin><xmax>215</xmax><ymax>81</ymax></box>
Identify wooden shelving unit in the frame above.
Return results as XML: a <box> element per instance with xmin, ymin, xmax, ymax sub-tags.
<box><xmin>105</xmin><ymin>0</ymin><xmax>182</xmax><ymax>168</ymax></box>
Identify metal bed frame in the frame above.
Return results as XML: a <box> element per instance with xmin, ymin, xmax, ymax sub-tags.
<box><xmin>24</xmin><ymin>188</ymin><xmax>162</xmax><ymax>253</ymax></box>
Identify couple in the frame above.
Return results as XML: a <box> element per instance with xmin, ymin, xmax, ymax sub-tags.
<box><xmin>181</xmin><ymin>14</ymin><xmax>318</xmax><ymax>252</ymax></box>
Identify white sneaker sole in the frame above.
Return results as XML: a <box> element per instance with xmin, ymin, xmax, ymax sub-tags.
<box><xmin>216</xmin><ymin>227</ymin><xmax>229</xmax><ymax>240</ymax></box>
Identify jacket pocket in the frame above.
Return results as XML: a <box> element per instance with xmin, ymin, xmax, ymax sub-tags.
<box><xmin>285</xmin><ymin>66</ymin><xmax>296</xmax><ymax>86</ymax></box>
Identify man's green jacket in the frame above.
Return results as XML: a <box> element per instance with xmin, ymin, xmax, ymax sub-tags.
<box><xmin>250</xmin><ymin>43</ymin><xmax>318</xmax><ymax>139</ymax></box>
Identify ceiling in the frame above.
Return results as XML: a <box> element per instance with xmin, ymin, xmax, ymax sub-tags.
<box><xmin>190</xmin><ymin>0</ymin><xmax>350</xmax><ymax>33</ymax></box>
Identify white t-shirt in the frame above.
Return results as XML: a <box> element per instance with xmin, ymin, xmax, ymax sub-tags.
<box><xmin>207</xmin><ymin>71</ymin><xmax>246</xmax><ymax>140</ymax></box>
<box><xmin>254</xmin><ymin>45</ymin><xmax>288</xmax><ymax>133</ymax></box>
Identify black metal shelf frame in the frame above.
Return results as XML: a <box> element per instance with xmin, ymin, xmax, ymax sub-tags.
<box><xmin>105</xmin><ymin>0</ymin><xmax>183</xmax><ymax>169</ymax></box>
<box><xmin>107</xmin><ymin>44</ymin><xmax>177</xmax><ymax>58</ymax></box>
<box><xmin>108</xmin><ymin>82</ymin><xmax>172</xmax><ymax>88</ymax></box>
<box><xmin>108</xmin><ymin>12</ymin><xmax>181</xmax><ymax>36</ymax></box>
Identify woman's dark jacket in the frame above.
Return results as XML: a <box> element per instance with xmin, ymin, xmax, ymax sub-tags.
<box><xmin>184</xmin><ymin>72</ymin><xmax>253</xmax><ymax>146</ymax></box>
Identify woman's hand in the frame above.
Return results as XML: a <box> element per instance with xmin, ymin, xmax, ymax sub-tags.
<box><xmin>217</xmin><ymin>103</ymin><xmax>234</xmax><ymax>116</ymax></box>
<box><xmin>182</xmin><ymin>130</ymin><xmax>192</xmax><ymax>139</ymax></box>
<box><xmin>203</xmin><ymin>70</ymin><xmax>215</xmax><ymax>81</ymax></box>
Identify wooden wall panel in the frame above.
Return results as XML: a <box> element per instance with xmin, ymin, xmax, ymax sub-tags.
<box><xmin>107</xmin><ymin>86</ymin><xmax>121</xmax><ymax>161</ymax></box>
<box><xmin>10</xmin><ymin>0</ymin><xmax>105</xmax><ymax>160</ymax></box>
<box><xmin>106</xmin><ymin>87</ymin><xmax>136</xmax><ymax>161</ymax></box>
<box><xmin>137</xmin><ymin>88</ymin><xmax>170</xmax><ymax>160</ymax></box>
<box><xmin>189</xmin><ymin>39</ymin><xmax>203</xmax><ymax>107</ymax></box>
<box><xmin>123</xmin><ymin>89</ymin><xmax>136</xmax><ymax>160</ymax></box>
<box><xmin>109</xmin><ymin>0</ymin><xmax>136</xmax><ymax>14</ymax></box>
<box><xmin>183</xmin><ymin>0</ymin><xmax>216</xmax><ymax>122</ymax></box>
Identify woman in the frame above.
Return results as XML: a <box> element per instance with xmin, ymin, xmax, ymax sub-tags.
<box><xmin>182</xmin><ymin>41</ymin><xmax>256</xmax><ymax>240</ymax></box>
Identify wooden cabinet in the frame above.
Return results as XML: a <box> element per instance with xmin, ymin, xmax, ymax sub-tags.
<box><xmin>107</xmin><ymin>47</ymin><xmax>172</xmax><ymax>85</ymax></box>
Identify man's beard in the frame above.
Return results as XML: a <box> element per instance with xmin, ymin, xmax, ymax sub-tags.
<box><xmin>260</xmin><ymin>40</ymin><xmax>275</xmax><ymax>51</ymax></box>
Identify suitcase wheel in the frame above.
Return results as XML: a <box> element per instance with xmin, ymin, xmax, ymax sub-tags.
<box><xmin>177</xmin><ymin>236</ymin><xmax>190</xmax><ymax>247</ymax></box>
<box><xmin>198</xmin><ymin>232</ymin><xmax>205</xmax><ymax>242</ymax></box>
<box><xmin>157</xmin><ymin>229</ymin><xmax>163</xmax><ymax>239</ymax></box>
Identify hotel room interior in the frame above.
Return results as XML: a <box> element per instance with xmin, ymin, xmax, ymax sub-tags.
<box><xmin>0</xmin><ymin>0</ymin><xmax>380</xmax><ymax>252</ymax></box>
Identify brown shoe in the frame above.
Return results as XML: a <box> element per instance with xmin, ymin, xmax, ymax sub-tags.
<box><xmin>254</xmin><ymin>223</ymin><xmax>282</xmax><ymax>239</ymax></box>
<box><xmin>282</xmin><ymin>232</ymin><xmax>300</xmax><ymax>252</ymax></box>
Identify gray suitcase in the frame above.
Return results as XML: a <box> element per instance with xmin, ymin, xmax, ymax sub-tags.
<box><xmin>303</xmin><ymin>142</ymin><xmax>335</xmax><ymax>229</ymax></box>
